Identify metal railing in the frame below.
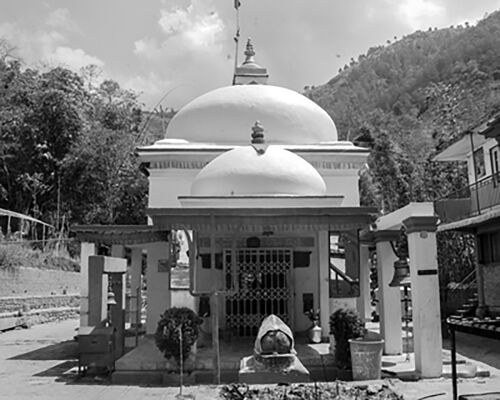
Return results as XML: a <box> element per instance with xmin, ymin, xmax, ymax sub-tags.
<box><xmin>435</xmin><ymin>172</ymin><xmax>500</xmax><ymax>223</ymax></box>
<box><xmin>329</xmin><ymin>262</ymin><xmax>359</xmax><ymax>298</ymax></box>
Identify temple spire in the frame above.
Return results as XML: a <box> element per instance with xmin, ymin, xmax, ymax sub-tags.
<box><xmin>243</xmin><ymin>38</ymin><xmax>256</xmax><ymax>65</ymax></box>
<box><xmin>233</xmin><ymin>38</ymin><xmax>269</xmax><ymax>85</ymax></box>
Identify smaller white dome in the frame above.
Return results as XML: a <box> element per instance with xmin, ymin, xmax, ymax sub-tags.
<box><xmin>191</xmin><ymin>143</ymin><xmax>326</xmax><ymax>197</ymax></box>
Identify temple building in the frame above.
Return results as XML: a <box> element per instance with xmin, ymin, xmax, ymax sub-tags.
<box><xmin>74</xmin><ymin>39</ymin><xmax>444</xmax><ymax>383</ymax></box>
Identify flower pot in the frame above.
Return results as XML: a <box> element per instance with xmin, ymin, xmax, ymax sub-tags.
<box><xmin>308</xmin><ymin>322</ymin><xmax>322</xmax><ymax>343</ymax></box>
<box><xmin>348</xmin><ymin>337</ymin><xmax>384</xmax><ymax>381</ymax></box>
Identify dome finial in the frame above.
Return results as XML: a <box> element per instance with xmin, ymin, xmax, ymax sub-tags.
<box><xmin>243</xmin><ymin>37</ymin><xmax>256</xmax><ymax>64</ymax></box>
<box><xmin>251</xmin><ymin>120</ymin><xmax>265</xmax><ymax>144</ymax></box>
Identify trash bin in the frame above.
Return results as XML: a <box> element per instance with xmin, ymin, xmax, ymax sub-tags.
<box><xmin>349</xmin><ymin>337</ymin><xmax>384</xmax><ymax>380</ymax></box>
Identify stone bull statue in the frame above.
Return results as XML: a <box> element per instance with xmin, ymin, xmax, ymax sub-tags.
<box><xmin>239</xmin><ymin>314</ymin><xmax>310</xmax><ymax>384</ymax></box>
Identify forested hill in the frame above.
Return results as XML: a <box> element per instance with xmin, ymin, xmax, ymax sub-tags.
<box><xmin>305</xmin><ymin>10</ymin><xmax>500</xmax><ymax>212</ymax></box>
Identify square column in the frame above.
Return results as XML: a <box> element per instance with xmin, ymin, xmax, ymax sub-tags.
<box><xmin>403</xmin><ymin>216</ymin><xmax>442</xmax><ymax>378</ymax></box>
<box><xmin>111</xmin><ymin>245</ymin><xmax>127</xmax><ymax>324</ymax></box>
<box><xmin>318</xmin><ymin>230</ymin><xmax>330</xmax><ymax>340</ymax></box>
<box><xmin>357</xmin><ymin>244</ymin><xmax>372</xmax><ymax>322</ymax></box>
<box><xmin>79</xmin><ymin>242</ymin><xmax>95</xmax><ymax>327</ymax></box>
<box><xmin>129</xmin><ymin>247</ymin><xmax>143</xmax><ymax>327</ymax></box>
<box><xmin>375</xmin><ymin>231</ymin><xmax>402</xmax><ymax>355</ymax></box>
<box><xmin>145</xmin><ymin>241</ymin><xmax>171</xmax><ymax>334</ymax></box>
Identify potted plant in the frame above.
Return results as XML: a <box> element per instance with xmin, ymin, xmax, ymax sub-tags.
<box><xmin>330</xmin><ymin>308</ymin><xmax>384</xmax><ymax>380</ymax></box>
<box><xmin>305</xmin><ymin>309</ymin><xmax>322</xmax><ymax>343</ymax></box>
<box><xmin>155</xmin><ymin>307</ymin><xmax>203</xmax><ymax>384</ymax></box>
<box><xmin>329</xmin><ymin>308</ymin><xmax>365</xmax><ymax>370</ymax></box>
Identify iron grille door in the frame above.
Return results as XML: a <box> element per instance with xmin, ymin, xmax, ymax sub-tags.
<box><xmin>224</xmin><ymin>248</ymin><xmax>292</xmax><ymax>337</ymax></box>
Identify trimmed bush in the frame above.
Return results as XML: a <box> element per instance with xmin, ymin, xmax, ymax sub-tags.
<box><xmin>155</xmin><ymin>307</ymin><xmax>203</xmax><ymax>363</ymax></box>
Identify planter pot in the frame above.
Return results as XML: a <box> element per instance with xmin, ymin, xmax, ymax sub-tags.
<box><xmin>348</xmin><ymin>337</ymin><xmax>384</xmax><ymax>381</ymax></box>
<box><xmin>308</xmin><ymin>323</ymin><xmax>322</xmax><ymax>343</ymax></box>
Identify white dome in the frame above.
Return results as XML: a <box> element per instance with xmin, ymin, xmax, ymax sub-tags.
<box><xmin>167</xmin><ymin>85</ymin><xmax>337</xmax><ymax>145</ymax></box>
<box><xmin>191</xmin><ymin>144</ymin><xmax>326</xmax><ymax>196</ymax></box>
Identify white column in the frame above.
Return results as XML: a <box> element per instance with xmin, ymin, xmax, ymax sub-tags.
<box><xmin>129</xmin><ymin>247</ymin><xmax>143</xmax><ymax>327</ymax></box>
<box><xmin>111</xmin><ymin>244</ymin><xmax>127</xmax><ymax>322</ymax></box>
<box><xmin>404</xmin><ymin>216</ymin><xmax>442</xmax><ymax>378</ymax></box>
<box><xmin>318</xmin><ymin>230</ymin><xmax>330</xmax><ymax>340</ymax></box>
<box><xmin>357</xmin><ymin>244</ymin><xmax>372</xmax><ymax>322</ymax></box>
<box><xmin>375</xmin><ymin>231</ymin><xmax>402</xmax><ymax>355</ymax></box>
<box><xmin>79</xmin><ymin>242</ymin><xmax>95</xmax><ymax>327</ymax></box>
<box><xmin>145</xmin><ymin>241</ymin><xmax>171</xmax><ymax>334</ymax></box>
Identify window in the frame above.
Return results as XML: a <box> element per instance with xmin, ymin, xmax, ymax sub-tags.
<box><xmin>329</xmin><ymin>231</ymin><xmax>360</xmax><ymax>298</ymax></box>
<box><xmin>474</xmin><ymin>148</ymin><xmax>486</xmax><ymax>179</ymax></box>
<box><xmin>490</xmin><ymin>146</ymin><xmax>500</xmax><ymax>184</ymax></box>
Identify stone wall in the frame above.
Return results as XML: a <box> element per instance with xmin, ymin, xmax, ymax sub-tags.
<box><xmin>0</xmin><ymin>294</ymin><xmax>79</xmax><ymax>313</ymax></box>
<box><xmin>0</xmin><ymin>267</ymin><xmax>80</xmax><ymax>297</ymax></box>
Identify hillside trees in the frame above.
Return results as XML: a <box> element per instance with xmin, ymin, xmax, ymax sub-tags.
<box><xmin>0</xmin><ymin>54</ymin><xmax>148</xmax><ymax>228</ymax></box>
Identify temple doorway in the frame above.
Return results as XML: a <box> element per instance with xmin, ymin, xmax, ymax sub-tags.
<box><xmin>224</xmin><ymin>248</ymin><xmax>293</xmax><ymax>337</ymax></box>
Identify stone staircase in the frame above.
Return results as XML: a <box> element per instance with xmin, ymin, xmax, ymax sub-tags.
<box><xmin>452</xmin><ymin>292</ymin><xmax>479</xmax><ymax>319</ymax></box>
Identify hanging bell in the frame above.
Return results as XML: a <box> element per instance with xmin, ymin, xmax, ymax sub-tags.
<box><xmin>389</xmin><ymin>257</ymin><xmax>411</xmax><ymax>287</ymax></box>
<box><xmin>107</xmin><ymin>289</ymin><xmax>117</xmax><ymax>306</ymax></box>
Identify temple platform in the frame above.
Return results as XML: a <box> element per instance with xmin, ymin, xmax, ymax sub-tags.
<box><xmin>112</xmin><ymin>335</ymin><xmax>342</xmax><ymax>385</ymax></box>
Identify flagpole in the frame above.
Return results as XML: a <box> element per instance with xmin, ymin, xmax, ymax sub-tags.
<box><xmin>232</xmin><ymin>1</ymin><xmax>240</xmax><ymax>85</ymax></box>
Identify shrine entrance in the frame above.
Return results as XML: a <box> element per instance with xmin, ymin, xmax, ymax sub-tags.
<box><xmin>224</xmin><ymin>248</ymin><xmax>293</xmax><ymax>337</ymax></box>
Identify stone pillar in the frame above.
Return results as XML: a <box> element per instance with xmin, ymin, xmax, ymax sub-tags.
<box><xmin>374</xmin><ymin>231</ymin><xmax>402</xmax><ymax>355</ymax></box>
<box><xmin>79</xmin><ymin>242</ymin><xmax>95</xmax><ymax>327</ymax></box>
<box><xmin>357</xmin><ymin>244</ymin><xmax>372</xmax><ymax>322</ymax></box>
<box><xmin>318</xmin><ymin>230</ymin><xmax>330</xmax><ymax>340</ymax></box>
<box><xmin>145</xmin><ymin>241</ymin><xmax>171</xmax><ymax>334</ymax></box>
<box><xmin>129</xmin><ymin>247</ymin><xmax>143</xmax><ymax>327</ymax></box>
<box><xmin>403</xmin><ymin>216</ymin><xmax>442</xmax><ymax>378</ymax></box>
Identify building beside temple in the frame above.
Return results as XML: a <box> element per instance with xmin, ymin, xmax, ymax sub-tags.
<box><xmin>434</xmin><ymin>113</ymin><xmax>500</xmax><ymax>318</ymax></box>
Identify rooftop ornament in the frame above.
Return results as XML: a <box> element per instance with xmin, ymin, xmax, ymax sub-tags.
<box><xmin>251</xmin><ymin>120</ymin><xmax>267</xmax><ymax>154</ymax></box>
<box><xmin>242</xmin><ymin>38</ymin><xmax>256</xmax><ymax>65</ymax></box>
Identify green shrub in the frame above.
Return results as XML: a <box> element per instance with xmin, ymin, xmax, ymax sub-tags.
<box><xmin>329</xmin><ymin>308</ymin><xmax>365</xmax><ymax>369</ymax></box>
<box><xmin>155</xmin><ymin>307</ymin><xmax>203</xmax><ymax>363</ymax></box>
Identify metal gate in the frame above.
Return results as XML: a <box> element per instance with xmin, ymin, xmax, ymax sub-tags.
<box><xmin>224</xmin><ymin>248</ymin><xmax>292</xmax><ymax>337</ymax></box>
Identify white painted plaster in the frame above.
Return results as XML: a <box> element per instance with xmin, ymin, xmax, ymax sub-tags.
<box><xmin>357</xmin><ymin>245</ymin><xmax>372</xmax><ymax>321</ymax></box>
<box><xmin>407</xmin><ymin>229</ymin><xmax>443</xmax><ymax>378</ymax></box>
<box><xmin>79</xmin><ymin>242</ymin><xmax>95</xmax><ymax>327</ymax></box>
<box><xmin>376</xmin><ymin>202</ymin><xmax>435</xmax><ymax>231</ymax></box>
<box><xmin>376</xmin><ymin>240</ymin><xmax>403</xmax><ymax>355</ymax></box>
<box><xmin>145</xmin><ymin>242</ymin><xmax>171</xmax><ymax>334</ymax></box>
<box><xmin>190</xmin><ymin>146</ymin><xmax>326</xmax><ymax>197</ymax></box>
<box><xmin>166</xmin><ymin>85</ymin><xmax>338</xmax><ymax>145</ymax></box>
<box><xmin>318</xmin><ymin>230</ymin><xmax>331</xmax><ymax>338</ymax></box>
<box><xmin>129</xmin><ymin>248</ymin><xmax>142</xmax><ymax>326</ymax></box>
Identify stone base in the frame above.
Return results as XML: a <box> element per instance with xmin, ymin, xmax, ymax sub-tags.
<box><xmin>238</xmin><ymin>355</ymin><xmax>310</xmax><ymax>384</ymax></box>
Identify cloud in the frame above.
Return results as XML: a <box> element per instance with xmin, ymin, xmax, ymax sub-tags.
<box><xmin>397</xmin><ymin>0</ymin><xmax>446</xmax><ymax>30</ymax></box>
<box><xmin>0</xmin><ymin>7</ymin><xmax>101</xmax><ymax>72</ymax></box>
<box><xmin>46</xmin><ymin>8</ymin><xmax>79</xmax><ymax>33</ymax></box>
<box><xmin>132</xmin><ymin>0</ymin><xmax>231</xmax><ymax>108</ymax></box>
<box><xmin>49</xmin><ymin>46</ymin><xmax>104</xmax><ymax>70</ymax></box>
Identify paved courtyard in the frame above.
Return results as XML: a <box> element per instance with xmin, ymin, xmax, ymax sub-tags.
<box><xmin>1</xmin><ymin>318</ymin><xmax>500</xmax><ymax>400</ymax></box>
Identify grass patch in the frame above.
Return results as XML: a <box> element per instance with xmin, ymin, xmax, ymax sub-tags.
<box><xmin>0</xmin><ymin>243</ymin><xmax>79</xmax><ymax>272</ymax></box>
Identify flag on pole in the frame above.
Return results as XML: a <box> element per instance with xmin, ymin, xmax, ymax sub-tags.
<box><xmin>234</xmin><ymin>0</ymin><xmax>241</xmax><ymax>9</ymax></box>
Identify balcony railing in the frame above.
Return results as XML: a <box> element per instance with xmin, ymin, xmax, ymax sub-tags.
<box><xmin>435</xmin><ymin>173</ymin><xmax>500</xmax><ymax>223</ymax></box>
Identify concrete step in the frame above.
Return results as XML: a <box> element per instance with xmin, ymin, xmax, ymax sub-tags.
<box><xmin>442</xmin><ymin>361</ymin><xmax>490</xmax><ymax>379</ymax></box>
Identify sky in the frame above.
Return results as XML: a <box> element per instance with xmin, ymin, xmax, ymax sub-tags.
<box><xmin>1</xmin><ymin>0</ymin><xmax>500</xmax><ymax>110</ymax></box>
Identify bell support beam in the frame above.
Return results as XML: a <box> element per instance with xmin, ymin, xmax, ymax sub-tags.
<box><xmin>403</xmin><ymin>215</ymin><xmax>442</xmax><ymax>378</ymax></box>
<box><xmin>374</xmin><ymin>230</ymin><xmax>403</xmax><ymax>355</ymax></box>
